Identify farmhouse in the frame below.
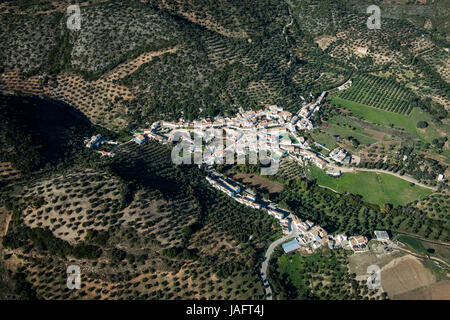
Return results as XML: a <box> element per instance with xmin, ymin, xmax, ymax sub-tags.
<box><xmin>133</xmin><ymin>134</ymin><xmax>146</xmax><ymax>145</ymax></box>
<box><xmin>356</xmin><ymin>47</ymin><xmax>368</xmax><ymax>55</ymax></box>
<box><xmin>337</xmin><ymin>80</ymin><xmax>352</xmax><ymax>91</ymax></box>
<box><xmin>311</xmin><ymin>156</ymin><xmax>327</xmax><ymax>169</ymax></box>
<box><xmin>348</xmin><ymin>236</ymin><xmax>368</xmax><ymax>251</ymax></box>
<box><xmin>329</xmin><ymin>147</ymin><xmax>351</xmax><ymax>164</ymax></box>
<box><xmin>86</xmin><ymin>134</ymin><xmax>103</xmax><ymax>149</ymax></box>
<box><xmin>326</xmin><ymin>169</ymin><xmax>341</xmax><ymax>176</ymax></box>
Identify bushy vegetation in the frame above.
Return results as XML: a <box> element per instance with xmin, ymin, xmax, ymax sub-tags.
<box><xmin>0</xmin><ymin>94</ymin><xmax>96</xmax><ymax>173</ymax></box>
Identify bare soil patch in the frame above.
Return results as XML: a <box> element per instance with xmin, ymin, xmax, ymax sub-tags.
<box><xmin>381</xmin><ymin>255</ymin><xmax>436</xmax><ymax>297</ymax></box>
<box><xmin>314</xmin><ymin>36</ymin><xmax>336</xmax><ymax>50</ymax></box>
<box><xmin>230</xmin><ymin>173</ymin><xmax>284</xmax><ymax>195</ymax></box>
<box><xmin>393</xmin><ymin>280</ymin><xmax>450</xmax><ymax>300</ymax></box>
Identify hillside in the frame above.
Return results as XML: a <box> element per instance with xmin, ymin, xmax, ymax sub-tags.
<box><xmin>0</xmin><ymin>0</ymin><xmax>448</xmax><ymax>301</ymax></box>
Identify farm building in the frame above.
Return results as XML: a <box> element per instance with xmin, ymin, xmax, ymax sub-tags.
<box><xmin>133</xmin><ymin>134</ymin><xmax>146</xmax><ymax>145</ymax></box>
<box><xmin>326</xmin><ymin>169</ymin><xmax>341</xmax><ymax>176</ymax></box>
<box><xmin>374</xmin><ymin>230</ymin><xmax>390</xmax><ymax>242</ymax></box>
<box><xmin>282</xmin><ymin>240</ymin><xmax>301</xmax><ymax>254</ymax></box>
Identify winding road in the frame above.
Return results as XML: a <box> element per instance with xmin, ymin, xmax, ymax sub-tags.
<box><xmin>260</xmin><ymin>215</ymin><xmax>299</xmax><ymax>300</ymax></box>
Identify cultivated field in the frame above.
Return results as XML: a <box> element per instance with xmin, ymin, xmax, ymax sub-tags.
<box><xmin>393</xmin><ymin>280</ymin><xmax>450</xmax><ymax>300</ymax></box>
<box><xmin>380</xmin><ymin>255</ymin><xmax>436</xmax><ymax>297</ymax></box>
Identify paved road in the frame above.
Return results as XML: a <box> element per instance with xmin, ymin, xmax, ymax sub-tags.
<box><xmin>327</xmin><ymin>166</ymin><xmax>438</xmax><ymax>191</ymax></box>
<box><xmin>260</xmin><ymin>216</ymin><xmax>299</xmax><ymax>300</ymax></box>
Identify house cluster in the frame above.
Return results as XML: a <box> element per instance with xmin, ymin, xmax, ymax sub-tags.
<box><xmin>294</xmin><ymin>91</ymin><xmax>327</xmax><ymax>131</ymax></box>
<box><xmin>205</xmin><ymin>174</ymin><xmax>263</xmax><ymax>211</ymax></box>
<box><xmin>284</xmin><ymin>230</ymin><xmax>369</xmax><ymax>254</ymax></box>
<box><xmin>132</xmin><ymin>103</ymin><xmax>334</xmax><ymax>169</ymax></box>
<box><xmin>85</xmin><ymin>134</ymin><xmax>119</xmax><ymax>157</ymax></box>
<box><xmin>288</xmin><ymin>147</ymin><xmax>328</xmax><ymax>169</ymax></box>
<box><xmin>136</xmin><ymin>92</ymin><xmax>327</xmax><ymax>142</ymax></box>
<box><xmin>85</xmin><ymin>134</ymin><xmax>104</xmax><ymax>149</ymax></box>
<box><xmin>205</xmin><ymin>172</ymin><xmax>368</xmax><ymax>256</ymax></box>
<box><xmin>132</xmin><ymin>127</ymin><xmax>169</xmax><ymax>145</ymax></box>
<box><xmin>206</xmin><ymin>174</ymin><xmax>295</xmax><ymax>234</ymax></box>
<box><xmin>129</xmin><ymin>92</ymin><xmax>341</xmax><ymax>171</ymax></box>
<box><xmin>329</xmin><ymin>147</ymin><xmax>351</xmax><ymax>164</ymax></box>
<box><xmin>287</xmin><ymin>215</ymin><xmax>349</xmax><ymax>254</ymax></box>
<box><xmin>151</xmin><ymin>105</ymin><xmax>295</xmax><ymax>132</ymax></box>
<box><xmin>207</xmin><ymin>166</ymin><xmax>374</xmax><ymax>256</ymax></box>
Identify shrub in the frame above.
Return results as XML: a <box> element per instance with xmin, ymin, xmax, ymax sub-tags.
<box><xmin>416</xmin><ymin>121</ymin><xmax>428</xmax><ymax>128</ymax></box>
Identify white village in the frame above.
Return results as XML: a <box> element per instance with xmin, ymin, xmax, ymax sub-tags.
<box><xmin>84</xmin><ymin>89</ymin><xmax>390</xmax><ymax>261</ymax></box>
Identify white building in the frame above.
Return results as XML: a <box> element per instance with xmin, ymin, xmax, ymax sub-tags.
<box><xmin>374</xmin><ymin>230</ymin><xmax>390</xmax><ymax>242</ymax></box>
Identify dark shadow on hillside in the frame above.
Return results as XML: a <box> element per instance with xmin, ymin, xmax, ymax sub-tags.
<box><xmin>0</xmin><ymin>93</ymin><xmax>96</xmax><ymax>173</ymax></box>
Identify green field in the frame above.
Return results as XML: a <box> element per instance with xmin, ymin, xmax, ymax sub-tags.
<box><xmin>311</xmin><ymin>130</ymin><xmax>338</xmax><ymax>151</ymax></box>
<box><xmin>278</xmin><ymin>252</ymin><xmax>310</xmax><ymax>288</ymax></box>
<box><xmin>326</xmin><ymin>115</ymin><xmax>378</xmax><ymax>146</ymax></box>
<box><xmin>277</xmin><ymin>249</ymin><xmax>344</xmax><ymax>289</ymax></box>
<box><xmin>397</xmin><ymin>234</ymin><xmax>450</xmax><ymax>265</ymax></box>
<box><xmin>330</xmin><ymin>97</ymin><xmax>447</xmax><ymax>145</ymax></box>
<box><xmin>397</xmin><ymin>235</ymin><xmax>427</xmax><ymax>254</ymax></box>
<box><xmin>331</xmin><ymin>97</ymin><xmax>418</xmax><ymax>134</ymax></box>
<box><xmin>309</xmin><ymin>166</ymin><xmax>433</xmax><ymax>206</ymax></box>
